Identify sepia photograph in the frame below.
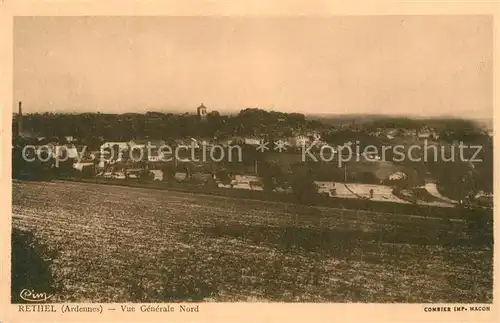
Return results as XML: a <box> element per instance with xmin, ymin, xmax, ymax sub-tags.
<box><xmin>10</xmin><ymin>15</ymin><xmax>493</xmax><ymax>307</ymax></box>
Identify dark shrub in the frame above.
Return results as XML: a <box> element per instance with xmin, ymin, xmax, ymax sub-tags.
<box><xmin>11</xmin><ymin>229</ymin><xmax>59</xmax><ymax>303</ymax></box>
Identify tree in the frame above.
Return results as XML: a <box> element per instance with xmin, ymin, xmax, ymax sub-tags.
<box><xmin>139</xmin><ymin>169</ymin><xmax>153</xmax><ymax>182</ymax></box>
<box><xmin>81</xmin><ymin>136</ymin><xmax>102</xmax><ymax>151</ymax></box>
<box><xmin>206</xmin><ymin>110</ymin><xmax>221</xmax><ymax>122</ymax></box>
<box><xmin>11</xmin><ymin>229</ymin><xmax>60</xmax><ymax>303</ymax></box>
<box><xmin>258</xmin><ymin>161</ymin><xmax>285</xmax><ymax>192</ymax></box>
<box><xmin>202</xmin><ymin>110</ymin><xmax>223</xmax><ymax>137</ymax></box>
<box><xmin>80</xmin><ymin>165</ymin><xmax>96</xmax><ymax>178</ymax></box>
<box><xmin>137</xmin><ymin>161</ymin><xmax>152</xmax><ymax>182</ymax></box>
<box><xmin>289</xmin><ymin>164</ymin><xmax>318</xmax><ymax>204</ymax></box>
<box><xmin>162</xmin><ymin>163</ymin><xmax>177</xmax><ymax>183</ymax></box>
<box><xmin>476</xmin><ymin>141</ymin><xmax>493</xmax><ymax>194</ymax></box>
<box><xmin>215</xmin><ymin>169</ymin><xmax>232</xmax><ymax>186</ymax></box>
<box><xmin>111</xmin><ymin>144</ymin><xmax>122</xmax><ymax>162</ymax></box>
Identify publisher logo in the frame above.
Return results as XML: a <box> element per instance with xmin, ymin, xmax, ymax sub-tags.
<box><xmin>19</xmin><ymin>289</ymin><xmax>53</xmax><ymax>302</ymax></box>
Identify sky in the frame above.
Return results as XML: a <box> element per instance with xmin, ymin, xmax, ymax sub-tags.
<box><xmin>14</xmin><ymin>16</ymin><xmax>492</xmax><ymax>118</ymax></box>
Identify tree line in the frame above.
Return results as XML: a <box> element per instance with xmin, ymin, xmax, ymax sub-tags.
<box><xmin>16</xmin><ymin>109</ymin><xmax>327</xmax><ymax>150</ymax></box>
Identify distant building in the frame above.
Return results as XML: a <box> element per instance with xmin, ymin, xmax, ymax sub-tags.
<box><xmin>66</xmin><ymin>146</ymin><xmax>79</xmax><ymax>159</ymax></box>
<box><xmin>402</xmin><ymin>129</ymin><xmax>415</xmax><ymax>137</ymax></box>
<box><xmin>231</xmin><ymin>136</ymin><xmax>260</xmax><ymax>146</ymax></box>
<box><xmin>101</xmin><ymin>142</ymin><xmax>129</xmax><ymax>150</ymax></box>
<box><xmin>129</xmin><ymin>139</ymin><xmax>166</xmax><ymax>149</ymax></box>
<box><xmin>197</xmin><ymin>103</ymin><xmax>207</xmax><ymax>120</ymax></box>
<box><xmin>128</xmin><ymin>140</ymin><xmax>168</xmax><ymax>162</ymax></box>
<box><xmin>175</xmin><ymin>138</ymin><xmax>194</xmax><ymax>147</ymax></box>
<box><xmin>361</xmin><ymin>151</ymin><xmax>380</xmax><ymax>160</ymax></box>
<box><xmin>386</xmin><ymin>128</ymin><xmax>399</xmax><ymax>137</ymax></box>
<box><xmin>73</xmin><ymin>162</ymin><xmax>95</xmax><ymax>171</ymax></box>
<box><xmin>416</xmin><ymin>126</ymin><xmax>438</xmax><ymax>140</ymax></box>
<box><xmin>389</xmin><ymin>172</ymin><xmax>407</xmax><ymax>181</ymax></box>
<box><xmin>418</xmin><ymin>130</ymin><xmax>432</xmax><ymax>140</ymax></box>
<box><xmin>244</xmin><ymin>137</ymin><xmax>261</xmax><ymax>146</ymax></box>
<box><xmin>64</xmin><ymin>136</ymin><xmax>75</xmax><ymax>143</ymax></box>
<box><xmin>307</xmin><ymin>132</ymin><xmax>322</xmax><ymax>141</ymax></box>
<box><xmin>148</xmin><ymin>151</ymin><xmax>163</xmax><ymax>162</ymax></box>
<box><xmin>288</xmin><ymin>134</ymin><xmax>311</xmax><ymax>147</ymax></box>
<box><xmin>100</xmin><ymin>142</ymin><xmax>129</xmax><ymax>165</ymax></box>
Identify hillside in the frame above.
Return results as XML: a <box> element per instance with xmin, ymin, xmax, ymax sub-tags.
<box><xmin>12</xmin><ymin>180</ymin><xmax>492</xmax><ymax>302</ymax></box>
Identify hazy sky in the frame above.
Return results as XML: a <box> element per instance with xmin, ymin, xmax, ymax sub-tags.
<box><xmin>14</xmin><ymin>16</ymin><xmax>492</xmax><ymax>118</ymax></box>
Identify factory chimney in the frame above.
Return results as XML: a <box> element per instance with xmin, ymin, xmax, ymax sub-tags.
<box><xmin>18</xmin><ymin>101</ymin><xmax>23</xmax><ymax>137</ymax></box>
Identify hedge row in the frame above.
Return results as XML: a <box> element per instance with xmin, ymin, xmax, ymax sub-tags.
<box><xmin>56</xmin><ymin>177</ymin><xmax>493</xmax><ymax>222</ymax></box>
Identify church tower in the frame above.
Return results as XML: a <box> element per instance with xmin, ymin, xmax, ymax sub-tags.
<box><xmin>197</xmin><ymin>103</ymin><xmax>207</xmax><ymax>121</ymax></box>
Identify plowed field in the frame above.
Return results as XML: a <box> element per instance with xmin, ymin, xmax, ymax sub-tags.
<box><xmin>12</xmin><ymin>180</ymin><xmax>492</xmax><ymax>302</ymax></box>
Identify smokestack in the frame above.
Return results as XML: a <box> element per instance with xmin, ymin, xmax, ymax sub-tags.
<box><xmin>18</xmin><ymin>101</ymin><xmax>23</xmax><ymax>137</ymax></box>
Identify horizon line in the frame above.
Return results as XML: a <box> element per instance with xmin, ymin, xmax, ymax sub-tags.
<box><xmin>11</xmin><ymin>108</ymin><xmax>492</xmax><ymax>121</ymax></box>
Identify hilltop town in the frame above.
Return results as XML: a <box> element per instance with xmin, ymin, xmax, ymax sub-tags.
<box><xmin>11</xmin><ymin>101</ymin><xmax>493</xmax><ymax>209</ymax></box>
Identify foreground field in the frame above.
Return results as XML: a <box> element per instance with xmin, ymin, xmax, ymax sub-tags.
<box><xmin>12</xmin><ymin>180</ymin><xmax>492</xmax><ymax>302</ymax></box>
